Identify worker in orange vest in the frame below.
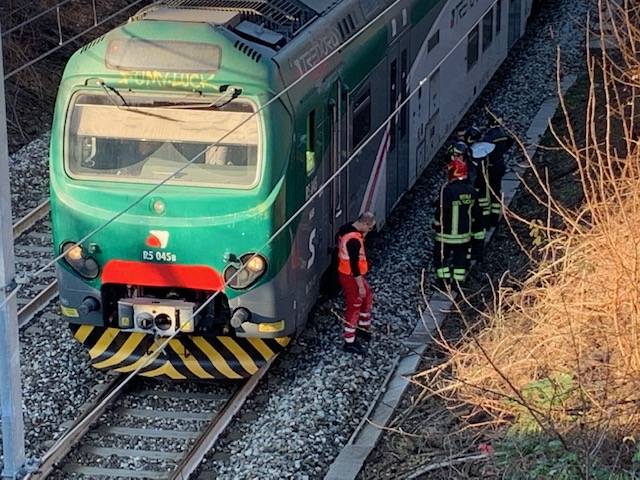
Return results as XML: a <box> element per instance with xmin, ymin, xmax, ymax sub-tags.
<box><xmin>336</xmin><ymin>212</ymin><xmax>376</xmax><ymax>354</ymax></box>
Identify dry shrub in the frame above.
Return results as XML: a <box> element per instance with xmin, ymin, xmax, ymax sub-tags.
<box><xmin>421</xmin><ymin>0</ymin><xmax>640</xmax><ymax>461</ymax></box>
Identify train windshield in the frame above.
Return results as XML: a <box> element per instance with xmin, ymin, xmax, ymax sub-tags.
<box><xmin>65</xmin><ymin>93</ymin><xmax>261</xmax><ymax>188</ymax></box>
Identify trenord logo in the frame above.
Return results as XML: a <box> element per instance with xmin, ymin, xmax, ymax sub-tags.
<box><xmin>145</xmin><ymin>230</ymin><xmax>169</xmax><ymax>249</ymax></box>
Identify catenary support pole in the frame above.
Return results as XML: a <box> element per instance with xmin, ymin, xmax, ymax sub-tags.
<box><xmin>0</xmin><ymin>26</ymin><xmax>27</xmax><ymax>479</ymax></box>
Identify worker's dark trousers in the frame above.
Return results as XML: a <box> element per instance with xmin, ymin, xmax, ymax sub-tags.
<box><xmin>434</xmin><ymin>241</ymin><xmax>469</xmax><ymax>282</ymax></box>
<box><xmin>470</xmin><ymin>236</ymin><xmax>484</xmax><ymax>261</ymax></box>
<box><xmin>488</xmin><ymin>163</ymin><xmax>506</xmax><ymax>228</ymax></box>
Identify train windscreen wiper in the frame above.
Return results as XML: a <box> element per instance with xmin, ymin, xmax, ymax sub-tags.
<box><xmin>165</xmin><ymin>86</ymin><xmax>242</xmax><ymax>110</ymax></box>
<box><xmin>99</xmin><ymin>82</ymin><xmax>179</xmax><ymax>122</ymax></box>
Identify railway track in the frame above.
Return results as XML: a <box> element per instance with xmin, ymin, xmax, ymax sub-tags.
<box><xmin>12</xmin><ymin>200</ymin><xmax>274</xmax><ymax>478</ymax></box>
<box><xmin>27</xmin><ymin>358</ymin><xmax>274</xmax><ymax>479</ymax></box>
<box><xmin>11</xmin><ymin>199</ymin><xmax>58</xmax><ymax>327</ymax></box>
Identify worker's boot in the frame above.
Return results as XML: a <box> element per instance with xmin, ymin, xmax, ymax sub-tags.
<box><xmin>343</xmin><ymin>340</ymin><xmax>366</xmax><ymax>355</ymax></box>
<box><xmin>358</xmin><ymin>329</ymin><xmax>372</xmax><ymax>342</ymax></box>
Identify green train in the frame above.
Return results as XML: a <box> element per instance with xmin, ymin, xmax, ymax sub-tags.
<box><xmin>51</xmin><ymin>0</ymin><xmax>533</xmax><ymax>380</ymax></box>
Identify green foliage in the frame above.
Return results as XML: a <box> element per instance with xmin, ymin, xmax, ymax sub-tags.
<box><xmin>507</xmin><ymin>372</ymin><xmax>575</xmax><ymax>436</ymax></box>
<box><xmin>497</xmin><ymin>436</ymin><xmax>636</xmax><ymax>480</ymax></box>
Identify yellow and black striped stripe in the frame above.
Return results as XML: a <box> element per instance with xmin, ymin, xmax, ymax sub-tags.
<box><xmin>69</xmin><ymin>325</ymin><xmax>290</xmax><ymax>380</ymax></box>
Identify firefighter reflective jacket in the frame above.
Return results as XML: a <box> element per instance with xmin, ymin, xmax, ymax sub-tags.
<box><xmin>337</xmin><ymin>229</ymin><xmax>369</xmax><ymax>276</ymax></box>
<box><xmin>434</xmin><ymin>179</ymin><xmax>484</xmax><ymax>244</ymax></box>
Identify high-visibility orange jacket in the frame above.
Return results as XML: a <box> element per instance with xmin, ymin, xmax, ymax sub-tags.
<box><xmin>337</xmin><ymin>228</ymin><xmax>368</xmax><ymax>277</ymax></box>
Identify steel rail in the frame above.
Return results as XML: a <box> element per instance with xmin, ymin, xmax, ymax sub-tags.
<box><xmin>169</xmin><ymin>356</ymin><xmax>277</xmax><ymax>480</ymax></box>
<box><xmin>17</xmin><ymin>280</ymin><xmax>58</xmax><ymax>328</ymax></box>
<box><xmin>12</xmin><ymin>199</ymin><xmax>50</xmax><ymax>238</ymax></box>
<box><xmin>26</xmin><ymin>358</ymin><xmax>274</xmax><ymax>479</ymax></box>
<box><xmin>11</xmin><ymin>200</ymin><xmax>58</xmax><ymax>326</ymax></box>
<box><xmin>24</xmin><ymin>375</ymin><xmax>129</xmax><ymax>480</ymax></box>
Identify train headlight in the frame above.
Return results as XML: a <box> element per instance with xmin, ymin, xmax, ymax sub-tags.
<box><xmin>65</xmin><ymin>245</ymin><xmax>83</xmax><ymax>261</ymax></box>
<box><xmin>61</xmin><ymin>242</ymin><xmax>100</xmax><ymax>279</ymax></box>
<box><xmin>245</xmin><ymin>255</ymin><xmax>265</xmax><ymax>273</ymax></box>
<box><xmin>224</xmin><ymin>253</ymin><xmax>267</xmax><ymax>290</ymax></box>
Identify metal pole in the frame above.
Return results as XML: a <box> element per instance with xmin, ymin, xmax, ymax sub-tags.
<box><xmin>0</xmin><ymin>26</ymin><xmax>27</xmax><ymax>480</ymax></box>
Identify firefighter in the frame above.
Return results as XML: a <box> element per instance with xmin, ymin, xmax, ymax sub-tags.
<box><xmin>433</xmin><ymin>158</ymin><xmax>484</xmax><ymax>287</ymax></box>
<box><xmin>469</xmin><ymin>140</ymin><xmax>495</xmax><ymax>260</ymax></box>
<box><xmin>464</xmin><ymin>126</ymin><xmax>483</xmax><ymax>185</ymax></box>
<box><xmin>336</xmin><ymin>212</ymin><xmax>376</xmax><ymax>354</ymax></box>
<box><xmin>446</xmin><ymin>125</ymin><xmax>470</xmax><ymax>165</ymax></box>
<box><xmin>483</xmin><ymin>114</ymin><xmax>514</xmax><ymax>227</ymax></box>
<box><xmin>447</xmin><ymin>141</ymin><xmax>470</xmax><ymax>166</ymax></box>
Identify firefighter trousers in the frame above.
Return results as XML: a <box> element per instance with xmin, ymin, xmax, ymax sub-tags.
<box><xmin>488</xmin><ymin>163</ymin><xmax>506</xmax><ymax>228</ymax></box>
<box><xmin>338</xmin><ymin>273</ymin><xmax>373</xmax><ymax>343</ymax></box>
<box><xmin>434</xmin><ymin>241</ymin><xmax>469</xmax><ymax>282</ymax></box>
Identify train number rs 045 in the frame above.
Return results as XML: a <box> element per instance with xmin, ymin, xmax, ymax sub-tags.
<box><xmin>143</xmin><ymin>250</ymin><xmax>177</xmax><ymax>263</ymax></box>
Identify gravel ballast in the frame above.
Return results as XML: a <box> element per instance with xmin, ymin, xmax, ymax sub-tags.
<box><xmin>196</xmin><ymin>1</ymin><xmax>592</xmax><ymax>478</ymax></box>
<box><xmin>9</xmin><ymin>134</ymin><xmax>50</xmax><ymax>222</ymax></box>
<box><xmin>1</xmin><ymin>0</ymin><xmax>590</xmax><ymax>477</ymax></box>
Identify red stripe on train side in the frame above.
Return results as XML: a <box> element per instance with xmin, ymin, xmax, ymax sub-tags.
<box><xmin>364</xmin><ymin>129</ymin><xmax>391</xmax><ymax>211</ymax></box>
<box><xmin>102</xmin><ymin>260</ymin><xmax>224</xmax><ymax>291</ymax></box>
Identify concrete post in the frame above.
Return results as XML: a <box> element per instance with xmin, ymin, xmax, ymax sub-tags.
<box><xmin>0</xmin><ymin>26</ymin><xmax>27</xmax><ymax>479</ymax></box>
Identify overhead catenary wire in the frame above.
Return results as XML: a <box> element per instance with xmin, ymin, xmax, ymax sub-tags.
<box><xmin>38</xmin><ymin>0</ymin><xmax>496</xmax><ymax>284</ymax></box>
<box><xmin>2</xmin><ymin>0</ymin><xmax>499</xmax><ymax>330</ymax></box>
<box><xmin>8</xmin><ymin>2</ymin><xmax>502</xmax><ymax>466</ymax></box>
<box><xmin>188</xmin><ymin>0</ymin><xmax>498</xmax><ymax>321</ymax></box>
<box><xmin>16</xmin><ymin>0</ymin><xmax>407</xmax><ymax>286</ymax></box>
<box><xmin>4</xmin><ymin>0</ymin><xmax>148</xmax><ymax>80</ymax></box>
<box><xmin>43</xmin><ymin>70</ymin><xmax>428</xmax><ymax>462</ymax></box>
<box><xmin>1</xmin><ymin>0</ymin><xmax>499</xmax><ymax>315</ymax></box>
<box><xmin>2</xmin><ymin>0</ymin><xmax>75</xmax><ymax>37</ymax></box>
<box><xmin>39</xmin><ymin>0</ymin><xmax>501</xmax><ymax>449</ymax></box>
<box><xmin>0</xmin><ymin>0</ymin><xmax>406</xmax><ymax>313</ymax></box>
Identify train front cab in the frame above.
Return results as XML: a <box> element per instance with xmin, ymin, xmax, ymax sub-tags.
<box><xmin>51</xmin><ymin>28</ymin><xmax>300</xmax><ymax>381</ymax></box>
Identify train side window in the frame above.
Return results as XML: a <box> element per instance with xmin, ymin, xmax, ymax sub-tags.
<box><xmin>496</xmin><ymin>0</ymin><xmax>502</xmax><ymax>34</ymax></box>
<box><xmin>467</xmin><ymin>24</ymin><xmax>479</xmax><ymax>71</ymax></box>
<box><xmin>482</xmin><ymin>10</ymin><xmax>494</xmax><ymax>51</ymax></box>
<box><xmin>306</xmin><ymin>110</ymin><xmax>316</xmax><ymax>176</ymax></box>
<box><xmin>352</xmin><ymin>89</ymin><xmax>371</xmax><ymax>148</ymax></box>
<box><xmin>427</xmin><ymin>30</ymin><xmax>440</xmax><ymax>52</ymax></box>
<box><xmin>428</xmin><ymin>68</ymin><xmax>440</xmax><ymax>120</ymax></box>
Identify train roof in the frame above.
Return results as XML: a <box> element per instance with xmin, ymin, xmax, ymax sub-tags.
<box><xmin>132</xmin><ymin>0</ymin><xmax>329</xmax><ymax>44</ymax></box>
<box><xmin>130</xmin><ymin>0</ymin><xmax>394</xmax><ymax>50</ymax></box>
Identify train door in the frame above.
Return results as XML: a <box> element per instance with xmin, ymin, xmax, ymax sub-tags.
<box><xmin>508</xmin><ymin>0</ymin><xmax>522</xmax><ymax>47</ymax></box>
<box><xmin>385</xmin><ymin>47</ymin><xmax>399</xmax><ymax>210</ymax></box>
<box><xmin>329</xmin><ymin>81</ymin><xmax>349</xmax><ymax>235</ymax></box>
<box><xmin>420</xmin><ymin>67</ymin><xmax>440</xmax><ymax>173</ymax></box>
<box><xmin>385</xmin><ymin>37</ymin><xmax>411</xmax><ymax>212</ymax></box>
<box><xmin>397</xmin><ymin>46</ymin><xmax>410</xmax><ymax>197</ymax></box>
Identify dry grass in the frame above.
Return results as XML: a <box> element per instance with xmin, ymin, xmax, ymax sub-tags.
<box><xmin>416</xmin><ymin>0</ymin><xmax>640</xmax><ymax>474</ymax></box>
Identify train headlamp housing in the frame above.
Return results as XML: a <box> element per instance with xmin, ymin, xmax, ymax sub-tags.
<box><xmin>224</xmin><ymin>253</ymin><xmax>267</xmax><ymax>290</ymax></box>
<box><xmin>61</xmin><ymin>242</ymin><xmax>100</xmax><ymax>279</ymax></box>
